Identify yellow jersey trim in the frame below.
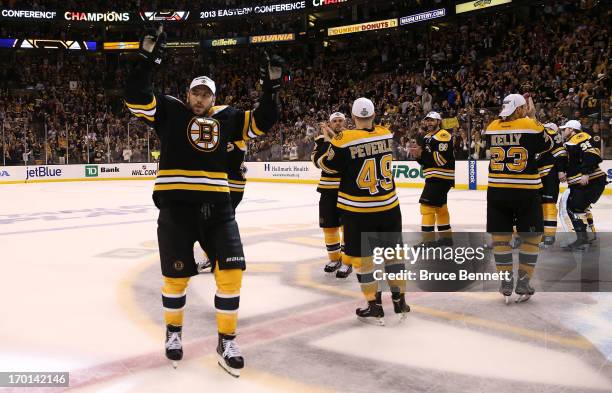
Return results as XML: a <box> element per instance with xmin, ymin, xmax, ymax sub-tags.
<box><xmin>338</xmin><ymin>199</ymin><xmax>400</xmax><ymax>213</ymax></box>
<box><xmin>125</xmin><ymin>96</ymin><xmax>157</xmax><ymax>110</ymax></box>
<box><xmin>158</xmin><ymin>169</ymin><xmax>227</xmax><ymax>179</ymax></box>
<box><xmin>153</xmin><ymin>184</ymin><xmax>230</xmax><ymax>193</ymax></box>
<box><xmin>338</xmin><ymin>190</ymin><xmax>397</xmax><ymax>202</ymax></box>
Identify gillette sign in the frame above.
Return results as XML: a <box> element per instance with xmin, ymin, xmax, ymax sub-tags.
<box><xmin>399</xmin><ymin>8</ymin><xmax>446</xmax><ymax>25</ymax></box>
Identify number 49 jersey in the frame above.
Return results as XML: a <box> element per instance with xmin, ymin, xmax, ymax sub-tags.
<box><xmin>312</xmin><ymin>125</ymin><xmax>398</xmax><ymax>214</ymax></box>
<box><xmin>485</xmin><ymin>117</ymin><xmax>553</xmax><ymax>200</ymax></box>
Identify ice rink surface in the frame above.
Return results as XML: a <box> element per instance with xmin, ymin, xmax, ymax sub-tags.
<box><xmin>1</xmin><ymin>180</ymin><xmax>612</xmax><ymax>393</ymax></box>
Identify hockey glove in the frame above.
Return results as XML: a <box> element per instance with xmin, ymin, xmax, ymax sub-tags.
<box><xmin>139</xmin><ymin>24</ymin><xmax>166</xmax><ymax>66</ymax></box>
<box><xmin>259</xmin><ymin>50</ymin><xmax>286</xmax><ymax>93</ymax></box>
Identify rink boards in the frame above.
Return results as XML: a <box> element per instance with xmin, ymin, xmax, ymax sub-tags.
<box><xmin>1</xmin><ymin>161</ymin><xmax>612</xmax><ymax>193</ymax></box>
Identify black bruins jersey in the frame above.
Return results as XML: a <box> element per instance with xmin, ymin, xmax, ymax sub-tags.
<box><xmin>485</xmin><ymin>117</ymin><xmax>553</xmax><ymax>199</ymax></box>
<box><xmin>313</xmin><ymin>136</ymin><xmax>340</xmax><ymax>193</ymax></box>
<box><xmin>312</xmin><ymin>125</ymin><xmax>398</xmax><ymax>214</ymax></box>
<box><xmin>227</xmin><ymin>140</ymin><xmax>247</xmax><ymax>195</ymax></box>
<box><xmin>537</xmin><ymin>126</ymin><xmax>567</xmax><ymax>178</ymax></box>
<box><xmin>124</xmin><ymin>59</ymin><xmax>276</xmax><ymax>206</ymax></box>
<box><xmin>564</xmin><ymin>132</ymin><xmax>606</xmax><ymax>187</ymax></box>
<box><xmin>417</xmin><ymin>129</ymin><xmax>455</xmax><ymax>186</ymax></box>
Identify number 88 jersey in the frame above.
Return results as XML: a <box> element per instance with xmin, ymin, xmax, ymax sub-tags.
<box><xmin>312</xmin><ymin>125</ymin><xmax>399</xmax><ymax>214</ymax></box>
<box><xmin>418</xmin><ymin>129</ymin><xmax>455</xmax><ymax>186</ymax></box>
<box><xmin>485</xmin><ymin>117</ymin><xmax>553</xmax><ymax>199</ymax></box>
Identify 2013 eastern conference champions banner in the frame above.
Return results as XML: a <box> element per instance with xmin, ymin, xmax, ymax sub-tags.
<box><xmin>0</xmin><ymin>1</ymin><xmax>351</xmax><ymax>22</ymax></box>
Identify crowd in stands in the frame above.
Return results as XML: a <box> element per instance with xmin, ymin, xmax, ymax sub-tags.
<box><xmin>0</xmin><ymin>0</ymin><xmax>610</xmax><ymax>166</ymax></box>
<box><xmin>246</xmin><ymin>0</ymin><xmax>611</xmax><ymax>161</ymax></box>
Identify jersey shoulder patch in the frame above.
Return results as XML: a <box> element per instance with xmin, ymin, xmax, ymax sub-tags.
<box><xmin>331</xmin><ymin>130</ymin><xmax>358</xmax><ymax>147</ymax></box>
<box><xmin>208</xmin><ymin>105</ymin><xmax>229</xmax><ymax>117</ymax></box>
<box><xmin>568</xmin><ymin>132</ymin><xmax>590</xmax><ymax>145</ymax></box>
<box><xmin>433</xmin><ymin>130</ymin><xmax>451</xmax><ymax>142</ymax></box>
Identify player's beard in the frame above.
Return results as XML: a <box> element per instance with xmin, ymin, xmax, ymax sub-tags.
<box><xmin>187</xmin><ymin>97</ymin><xmax>213</xmax><ymax>116</ymax></box>
<box><xmin>190</xmin><ymin>102</ymin><xmax>211</xmax><ymax>116</ymax></box>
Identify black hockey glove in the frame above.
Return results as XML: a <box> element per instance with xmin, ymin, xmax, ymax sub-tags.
<box><xmin>259</xmin><ymin>50</ymin><xmax>286</xmax><ymax>93</ymax></box>
<box><xmin>139</xmin><ymin>24</ymin><xmax>166</xmax><ymax>66</ymax></box>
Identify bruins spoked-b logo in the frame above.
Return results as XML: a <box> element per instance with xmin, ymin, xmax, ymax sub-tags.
<box><xmin>187</xmin><ymin>117</ymin><xmax>220</xmax><ymax>152</ymax></box>
<box><xmin>173</xmin><ymin>260</ymin><xmax>185</xmax><ymax>271</ymax></box>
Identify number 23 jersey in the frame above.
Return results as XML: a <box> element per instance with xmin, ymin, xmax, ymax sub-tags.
<box><xmin>485</xmin><ymin>117</ymin><xmax>553</xmax><ymax>200</ymax></box>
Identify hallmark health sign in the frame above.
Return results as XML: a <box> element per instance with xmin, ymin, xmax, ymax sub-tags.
<box><xmin>245</xmin><ymin>162</ymin><xmax>318</xmax><ymax>180</ymax></box>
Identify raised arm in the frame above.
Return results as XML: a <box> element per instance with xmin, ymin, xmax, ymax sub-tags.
<box><xmin>123</xmin><ymin>25</ymin><xmax>167</xmax><ymax>129</ymax></box>
<box><xmin>236</xmin><ymin>52</ymin><xmax>285</xmax><ymax>141</ymax></box>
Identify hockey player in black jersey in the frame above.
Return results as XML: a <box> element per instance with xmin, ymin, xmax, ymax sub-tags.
<box><xmin>314</xmin><ymin>112</ymin><xmax>352</xmax><ymax>278</ymax></box>
<box><xmin>559</xmin><ymin>120</ymin><xmax>606</xmax><ymax>251</ymax></box>
<box><xmin>485</xmin><ymin>94</ymin><xmax>553</xmax><ymax>304</ymax></box>
<box><xmin>312</xmin><ymin>98</ymin><xmax>409</xmax><ymax>325</ymax></box>
<box><xmin>537</xmin><ymin>122</ymin><xmax>567</xmax><ymax>247</ymax></box>
<box><xmin>410</xmin><ymin>111</ymin><xmax>455</xmax><ymax>245</ymax></box>
<box><xmin>124</xmin><ymin>26</ymin><xmax>284</xmax><ymax>376</ymax></box>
